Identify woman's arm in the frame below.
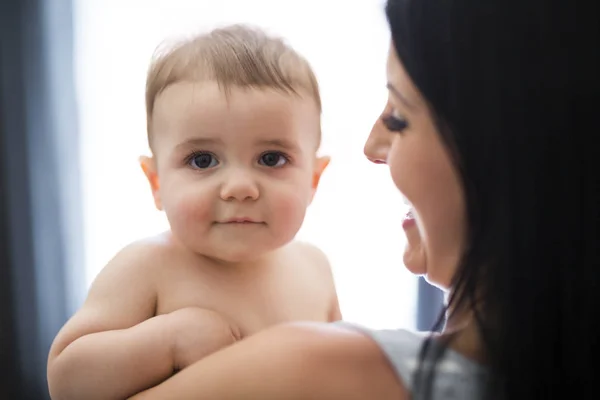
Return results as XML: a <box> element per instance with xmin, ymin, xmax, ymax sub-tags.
<box><xmin>129</xmin><ymin>322</ymin><xmax>407</xmax><ymax>400</ymax></box>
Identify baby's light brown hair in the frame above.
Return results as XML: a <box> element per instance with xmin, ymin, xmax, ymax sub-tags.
<box><xmin>145</xmin><ymin>24</ymin><xmax>322</xmax><ymax>148</ymax></box>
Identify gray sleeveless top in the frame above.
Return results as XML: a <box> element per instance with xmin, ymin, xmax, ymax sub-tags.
<box><xmin>336</xmin><ymin>322</ymin><xmax>488</xmax><ymax>399</ymax></box>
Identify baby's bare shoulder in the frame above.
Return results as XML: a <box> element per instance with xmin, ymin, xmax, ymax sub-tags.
<box><xmin>289</xmin><ymin>240</ymin><xmax>329</xmax><ymax>262</ymax></box>
<box><xmin>111</xmin><ymin>232</ymin><xmax>178</xmax><ymax>273</ymax></box>
<box><xmin>91</xmin><ymin>231</ymin><xmax>194</xmax><ymax>295</ymax></box>
<box><xmin>48</xmin><ymin>232</ymin><xmax>181</xmax><ymax>358</ymax></box>
<box><xmin>285</xmin><ymin>241</ymin><xmax>332</xmax><ymax>274</ymax></box>
<box><xmin>83</xmin><ymin>232</ymin><xmax>178</xmax><ymax>300</ymax></box>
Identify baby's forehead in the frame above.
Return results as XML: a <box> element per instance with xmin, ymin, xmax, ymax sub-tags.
<box><xmin>154</xmin><ymin>81</ymin><xmax>319</xmax><ymax>127</ymax></box>
<box><xmin>151</xmin><ymin>82</ymin><xmax>321</xmax><ymax>151</ymax></box>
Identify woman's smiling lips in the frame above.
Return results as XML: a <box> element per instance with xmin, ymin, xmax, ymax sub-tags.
<box><xmin>402</xmin><ymin>209</ymin><xmax>416</xmax><ymax>230</ymax></box>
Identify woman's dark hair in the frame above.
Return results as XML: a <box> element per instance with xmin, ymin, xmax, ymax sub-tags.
<box><xmin>385</xmin><ymin>0</ymin><xmax>599</xmax><ymax>398</ymax></box>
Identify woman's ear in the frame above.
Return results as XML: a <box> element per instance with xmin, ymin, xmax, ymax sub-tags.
<box><xmin>139</xmin><ymin>155</ymin><xmax>162</xmax><ymax>210</ymax></box>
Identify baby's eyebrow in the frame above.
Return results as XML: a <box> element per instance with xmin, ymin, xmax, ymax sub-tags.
<box><xmin>256</xmin><ymin>138</ymin><xmax>299</xmax><ymax>151</ymax></box>
<box><xmin>175</xmin><ymin>137</ymin><xmax>223</xmax><ymax>151</ymax></box>
<box><xmin>173</xmin><ymin>137</ymin><xmax>302</xmax><ymax>153</ymax></box>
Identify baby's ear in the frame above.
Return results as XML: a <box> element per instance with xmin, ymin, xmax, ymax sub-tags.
<box><xmin>139</xmin><ymin>156</ymin><xmax>162</xmax><ymax>210</ymax></box>
<box><xmin>310</xmin><ymin>155</ymin><xmax>330</xmax><ymax>201</ymax></box>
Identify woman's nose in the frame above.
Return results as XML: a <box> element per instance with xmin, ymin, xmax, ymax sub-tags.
<box><xmin>364</xmin><ymin>118</ymin><xmax>389</xmax><ymax>164</ymax></box>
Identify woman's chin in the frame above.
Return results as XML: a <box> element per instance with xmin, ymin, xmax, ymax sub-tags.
<box><xmin>403</xmin><ymin>247</ymin><xmax>426</xmax><ymax>275</ymax></box>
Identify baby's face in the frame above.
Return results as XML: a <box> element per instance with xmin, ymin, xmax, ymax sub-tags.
<box><xmin>146</xmin><ymin>81</ymin><xmax>325</xmax><ymax>263</ymax></box>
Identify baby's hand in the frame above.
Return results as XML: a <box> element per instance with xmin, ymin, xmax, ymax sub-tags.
<box><xmin>166</xmin><ymin>307</ymin><xmax>241</xmax><ymax>371</ymax></box>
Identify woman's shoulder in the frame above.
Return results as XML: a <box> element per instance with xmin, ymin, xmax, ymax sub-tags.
<box><xmin>331</xmin><ymin>321</ymin><xmax>488</xmax><ymax>399</ymax></box>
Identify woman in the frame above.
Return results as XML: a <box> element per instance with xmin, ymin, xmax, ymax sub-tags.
<box><xmin>131</xmin><ymin>0</ymin><xmax>599</xmax><ymax>398</ymax></box>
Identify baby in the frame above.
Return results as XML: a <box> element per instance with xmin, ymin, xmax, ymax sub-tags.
<box><xmin>47</xmin><ymin>25</ymin><xmax>341</xmax><ymax>400</ymax></box>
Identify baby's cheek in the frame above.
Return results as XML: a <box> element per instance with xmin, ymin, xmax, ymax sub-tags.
<box><xmin>165</xmin><ymin>187</ymin><xmax>213</xmax><ymax>235</ymax></box>
<box><xmin>269</xmin><ymin>187</ymin><xmax>310</xmax><ymax>235</ymax></box>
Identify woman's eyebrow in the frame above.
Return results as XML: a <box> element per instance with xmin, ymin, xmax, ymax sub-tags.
<box><xmin>386</xmin><ymin>82</ymin><xmax>416</xmax><ymax>110</ymax></box>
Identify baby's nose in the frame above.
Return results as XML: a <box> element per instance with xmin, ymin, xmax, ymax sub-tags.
<box><xmin>219</xmin><ymin>169</ymin><xmax>259</xmax><ymax>201</ymax></box>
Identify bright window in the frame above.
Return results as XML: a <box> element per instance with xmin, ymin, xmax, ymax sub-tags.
<box><xmin>74</xmin><ymin>0</ymin><xmax>416</xmax><ymax>329</ymax></box>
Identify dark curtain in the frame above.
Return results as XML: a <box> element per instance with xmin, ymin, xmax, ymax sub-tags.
<box><xmin>0</xmin><ymin>0</ymin><xmax>84</xmax><ymax>398</ymax></box>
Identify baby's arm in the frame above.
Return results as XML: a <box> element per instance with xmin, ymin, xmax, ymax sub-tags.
<box><xmin>168</xmin><ymin>307</ymin><xmax>241</xmax><ymax>371</ymax></box>
<box><xmin>47</xmin><ymin>242</ymin><xmax>174</xmax><ymax>400</ymax></box>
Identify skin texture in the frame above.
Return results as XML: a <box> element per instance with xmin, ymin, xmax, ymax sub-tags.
<box><xmin>47</xmin><ymin>83</ymin><xmax>341</xmax><ymax>400</ymax></box>
<box><xmin>142</xmin><ymin>82</ymin><xmax>330</xmax><ymax>263</ymax></box>
<box><xmin>125</xmin><ymin>43</ymin><xmax>471</xmax><ymax>400</ymax></box>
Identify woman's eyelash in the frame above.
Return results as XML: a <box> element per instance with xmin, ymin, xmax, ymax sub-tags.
<box><xmin>381</xmin><ymin>115</ymin><xmax>409</xmax><ymax>132</ymax></box>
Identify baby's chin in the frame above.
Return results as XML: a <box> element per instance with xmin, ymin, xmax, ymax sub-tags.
<box><xmin>197</xmin><ymin>244</ymin><xmax>276</xmax><ymax>265</ymax></box>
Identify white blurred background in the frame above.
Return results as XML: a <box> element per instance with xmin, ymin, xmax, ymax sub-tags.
<box><xmin>74</xmin><ymin>0</ymin><xmax>417</xmax><ymax>329</ymax></box>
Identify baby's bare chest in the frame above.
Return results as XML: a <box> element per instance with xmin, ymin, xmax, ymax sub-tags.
<box><xmin>154</xmin><ymin>260</ymin><xmax>330</xmax><ymax>336</ymax></box>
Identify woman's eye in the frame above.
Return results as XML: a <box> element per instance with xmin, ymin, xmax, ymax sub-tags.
<box><xmin>381</xmin><ymin>114</ymin><xmax>409</xmax><ymax>133</ymax></box>
<box><xmin>259</xmin><ymin>152</ymin><xmax>288</xmax><ymax>168</ymax></box>
<box><xmin>189</xmin><ymin>152</ymin><xmax>219</xmax><ymax>169</ymax></box>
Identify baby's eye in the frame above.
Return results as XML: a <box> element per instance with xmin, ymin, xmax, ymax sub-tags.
<box><xmin>259</xmin><ymin>152</ymin><xmax>288</xmax><ymax>168</ymax></box>
<box><xmin>189</xmin><ymin>152</ymin><xmax>219</xmax><ymax>169</ymax></box>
